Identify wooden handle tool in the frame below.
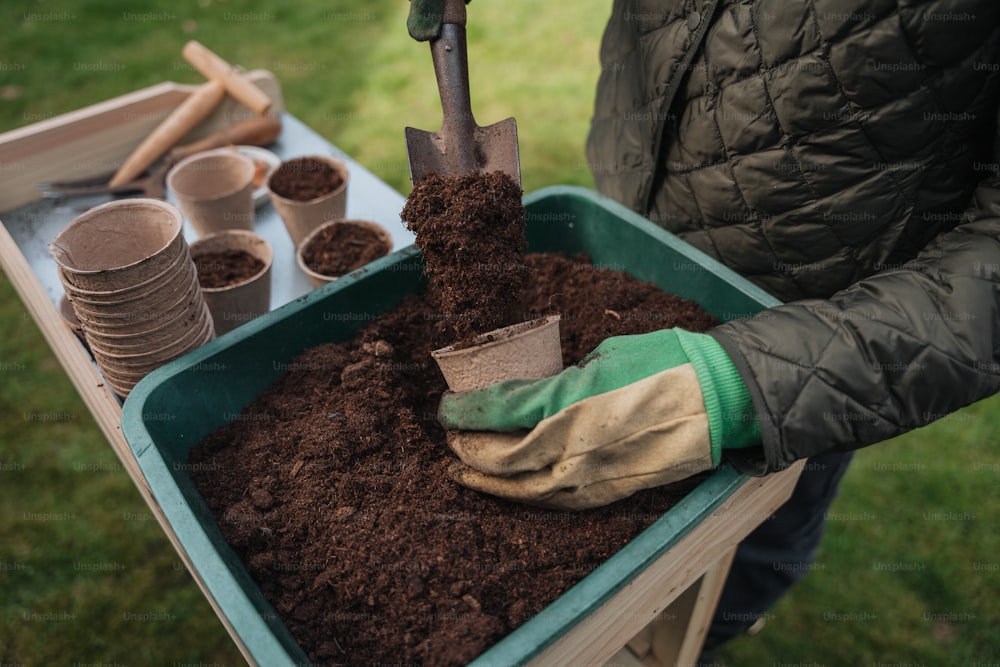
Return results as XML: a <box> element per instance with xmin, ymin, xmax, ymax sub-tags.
<box><xmin>182</xmin><ymin>41</ymin><xmax>272</xmax><ymax>115</ymax></box>
<box><xmin>166</xmin><ymin>116</ymin><xmax>282</xmax><ymax>162</ymax></box>
<box><xmin>109</xmin><ymin>80</ymin><xmax>226</xmax><ymax>187</ymax></box>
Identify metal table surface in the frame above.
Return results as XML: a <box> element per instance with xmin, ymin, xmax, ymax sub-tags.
<box><xmin>2</xmin><ymin>112</ymin><xmax>415</xmax><ymax>317</ymax></box>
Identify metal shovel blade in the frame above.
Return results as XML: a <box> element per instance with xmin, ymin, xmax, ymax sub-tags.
<box><xmin>405</xmin><ymin>16</ymin><xmax>521</xmax><ymax>186</ymax></box>
<box><xmin>405</xmin><ymin>117</ymin><xmax>519</xmax><ymax>186</ymax></box>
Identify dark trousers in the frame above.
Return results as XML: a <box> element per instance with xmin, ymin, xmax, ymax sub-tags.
<box><xmin>699</xmin><ymin>450</ymin><xmax>855</xmax><ymax>660</ymax></box>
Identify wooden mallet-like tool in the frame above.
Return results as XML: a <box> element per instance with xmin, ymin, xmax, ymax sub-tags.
<box><xmin>181</xmin><ymin>41</ymin><xmax>272</xmax><ymax>116</ymax></box>
<box><xmin>109</xmin><ymin>42</ymin><xmax>273</xmax><ymax>187</ymax></box>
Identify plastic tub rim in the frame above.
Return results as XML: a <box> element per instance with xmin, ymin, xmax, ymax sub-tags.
<box><xmin>121</xmin><ymin>186</ymin><xmax>782</xmax><ymax>666</ymax></box>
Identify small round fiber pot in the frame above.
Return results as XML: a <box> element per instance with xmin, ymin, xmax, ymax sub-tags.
<box><xmin>92</xmin><ymin>316</ymin><xmax>213</xmax><ymax>399</ymax></box>
<box><xmin>167</xmin><ymin>149</ymin><xmax>256</xmax><ymax>237</ymax></box>
<box><xmin>84</xmin><ymin>301</ymin><xmax>214</xmax><ymax>355</ymax></box>
<box><xmin>190</xmin><ymin>229</ymin><xmax>273</xmax><ymax>335</ymax></box>
<box><xmin>266</xmin><ymin>155</ymin><xmax>349</xmax><ymax>246</ymax></box>
<box><xmin>59</xmin><ymin>295</ymin><xmax>89</xmax><ymax>352</ymax></box>
<box><xmin>90</xmin><ymin>307</ymin><xmax>213</xmax><ymax>369</ymax></box>
<box><xmin>295</xmin><ymin>219</ymin><xmax>392</xmax><ymax>288</ymax></box>
<box><xmin>69</xmin><ymin>269</ymin><xmax>202</xmax><ymax>331</ymax></box>
<box><xmin>431</xmin><ymin>314</ymin><xmax>564</xmax><ymax>392</ymax></box>
<box><xmin>49</xmin><ymin>198</ymin><xmax>186</xmax><ymax>292</ymax></box>
<box><xmin>58</xmin><ymin>246</ymin><xmax>193</xmax><ymax>308</ymax></box>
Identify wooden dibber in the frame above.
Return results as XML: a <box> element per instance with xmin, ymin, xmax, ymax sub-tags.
<box><xmin>109</xmin><ymin>42</ymin><xmax>273</xmax><ymax>187</ymax></box>
<box><xmin>109</xmin><ymin>81</ymin><xmax>225</xmax><ymax>187</ymax></box>
<box><xmin>182</xmin><ymin>41</ymin><xmax>272</xmax><ymax>115</ymax></box>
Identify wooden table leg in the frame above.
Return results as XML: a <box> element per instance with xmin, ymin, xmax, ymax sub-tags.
<box><xmin>651</xmin><ymin>547</ymin><xmax>737</xmax><ymax>666</ymax></box>
<box><xmin>600</xmin><ymin>461</ymin><xmax>804</xmax><ymax>667</ymax></box>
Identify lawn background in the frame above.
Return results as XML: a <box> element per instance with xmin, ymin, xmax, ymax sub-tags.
<box><xmin>1</xmin><ymin>1</ymin><xmax>998</xmax><ymax>665</ymax></box>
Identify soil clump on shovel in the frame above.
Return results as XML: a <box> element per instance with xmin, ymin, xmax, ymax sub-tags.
<box><xmin>402</xmin><ymin>171</ymin><xmax>527</xmax><ymax>346</ymax></box>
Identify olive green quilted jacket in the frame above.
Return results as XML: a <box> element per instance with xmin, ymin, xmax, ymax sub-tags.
<box><xmin>586</xmin><ymin>0</ymin><xmax>1000</xmax><ymax>473</ymax></box>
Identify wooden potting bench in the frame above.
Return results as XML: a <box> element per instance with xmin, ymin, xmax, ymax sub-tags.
<box><xmin>0</xmin><ymin>75</ymin><xmax>804</xmax><ymax>667</ymax></box>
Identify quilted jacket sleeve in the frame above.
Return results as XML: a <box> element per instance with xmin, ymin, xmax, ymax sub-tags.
<box><xmin>709</xmin><ymin>110</ymin><xmax>1000</xmax><ymax>476</ymax></box>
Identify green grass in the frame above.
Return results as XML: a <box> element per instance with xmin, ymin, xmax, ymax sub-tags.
<box><xmin>1</xmin><ymin>1</ymin><xmax>999</xmax><ymax>665</ymax></box>
<box><xmin>0</xmin><ymin>270</ymin><xmax>243</xmax><ymax>664</ymax></box>
<box><xmin>718</xmin><ymin>405</ymin><xmax>1000</xmax><ymax>665</ymax></box>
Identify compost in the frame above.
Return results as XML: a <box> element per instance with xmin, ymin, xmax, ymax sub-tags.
<box><xmin>269</xmin><ymin>156</ymin><xmax>344</xmax><ymax>200</ymax></box>
<box><xmin>193</xmin><ymin>250</ymin><xmax>265</xmax><ymax>289</ymax></box>
<box><xmin>189</xmin><ymin>253</ymin><xmax>719</xmax><ymax>666</ymax></box>
<box><xmin>301</xmin><ymin>223</ymin><xmax>392</xmax><ymax>278</ymax></box>
<box><xmin>402</xmin><ymin>171</ymin><xmax>528</xmax><ymax>344</ymax></box>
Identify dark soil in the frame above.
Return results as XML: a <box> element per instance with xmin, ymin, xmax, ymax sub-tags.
<box><xmin>189</xmin><ymin>253</ymin><xmax>719</xmax><ymax>667</ymax></box>
<box><xmin>402</xmin><ymin>172</ymin><xmax>528</xmax><ymax>345</ymax></box>
<box><xmin>301</xmin><ymin>223</ymin><xmax>392</xmax><ymax>278</ymax></box>
<box><xmin>193</xmin><ymin>250</ymin><xmax>265</xmax><ymax>289</ymax></box>
<box><xmin>269</xmin><ymin>157</ymin><xmax>345</xmax><ymax>201</ymax></box>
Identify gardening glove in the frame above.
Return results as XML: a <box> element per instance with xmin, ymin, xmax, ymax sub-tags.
<box><xmin>407</xmin><ymin>0</ymin><xmax>471</xmax><ymax>41</ymax></box>
<box><xmin>438</xmin><ymin>329</ymin><xmax>760</xmax><ymax>510</ymax></box>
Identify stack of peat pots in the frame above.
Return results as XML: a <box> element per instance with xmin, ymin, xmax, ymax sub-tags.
<box><xmin>50</xmin><ymin>198</ymin><xmax>214</xmax><ymax>398</ymax></box>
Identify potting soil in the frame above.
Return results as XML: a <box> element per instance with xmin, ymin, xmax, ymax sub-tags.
<box><xmin>301</xmin><ymin>224</ymin><xmax>392</xmax><ymax>278</ymax></box>
<box><xmin>401</xmin><ymin>171</ymin><xmax>527</xmax><ymax>344</ymax></box>
<box><xmin>189</xmin><ymin>253</ymin><xmax>719</xmax><ymax>667</ymax></box>
<box><xmin>269</xmin><ymin>157</ymin><xmax>345</xmax><ymax>200</ymax></box>
<box><xmin>194</xmin><ymin>250</ymin><xmax>265</xmax><ymax>289</ymax></box>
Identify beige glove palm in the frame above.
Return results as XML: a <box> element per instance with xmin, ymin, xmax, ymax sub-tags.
<box><xmin>438</xmin><ymin>329</ymin><xmax>759</xmax><ymax>510</ymax></box>
<box><xmin>447</xmin><ymin>364</ymin><xmax>713</xmax><ymax>509</ymax></box>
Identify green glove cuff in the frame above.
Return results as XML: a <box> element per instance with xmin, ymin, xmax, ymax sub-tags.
<box><xmin>675</xmin><ymin>329</ymin><xmax>760</xmax><ymax>465</ymax></box>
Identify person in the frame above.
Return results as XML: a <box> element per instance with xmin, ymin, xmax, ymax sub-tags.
<box><xmin>410</xmin><ymin>0</ymin><xmax>1000</xmax><ymax>661</ymax></box>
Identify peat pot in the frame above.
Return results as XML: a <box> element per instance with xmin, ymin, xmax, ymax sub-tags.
<box><xmin>190</xmin><ymin>230</ymin><xmax>273</xmax><ymax>336</ymax></box>
<box><xmin>266</xmin><ymin>155</ymin><xmax>350</xmax><ymax>247</ymax></box>
<box><xmin>295</xmin><ymin>219</ymin><xmax>392</xmax><ymax>288</ymax></box>
<box><xmin>431</xmin><ymin>314</ymin><xmax>563</xmax><ymax>392</ymax></box>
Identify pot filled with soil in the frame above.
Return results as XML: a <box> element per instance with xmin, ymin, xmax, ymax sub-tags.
<box><xmin>266</xmin><ymin>155</ymin><xmax>349</xmax><ymax>246</ymax></box>
<box><xmin>295</xmin><ymin>219</ymin><xmax>392</xmax><ymax>288</ymax></box>
<box><xmin>166</xmin><ymin>149</ymin><xmax>257</xmax><ymax>238</ymax></box>
<box><xmin>191</xmin><ymin>230</ymin><xmax>273</xmax><ymax>335</ymax></box>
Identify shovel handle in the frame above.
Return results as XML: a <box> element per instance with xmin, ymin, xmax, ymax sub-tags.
<box><xmin>430</xmin><ymin>21</ymin><xmax>477</xmax><ymax>173</ymax></box>
<box><xmin>441</xmin><ymin>0</ymin><xmax>467</xmax><ymax>26</ymax></box>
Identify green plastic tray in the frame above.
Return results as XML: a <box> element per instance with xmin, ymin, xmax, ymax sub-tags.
<box><xmin>122</xmin><ymin>186</ymin><xmax>780</xmax><ymax>666</ymax></box>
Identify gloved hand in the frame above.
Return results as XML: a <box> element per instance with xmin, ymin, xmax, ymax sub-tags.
<box><xmin>408</xmin><ymin>0</ymin><xmax>471</xmax><ymax>41</ymax></box>
<box><xmin>438</xmin><ymin>329</ymin><xmax>761</xmax><ymax>510</ymax></box>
